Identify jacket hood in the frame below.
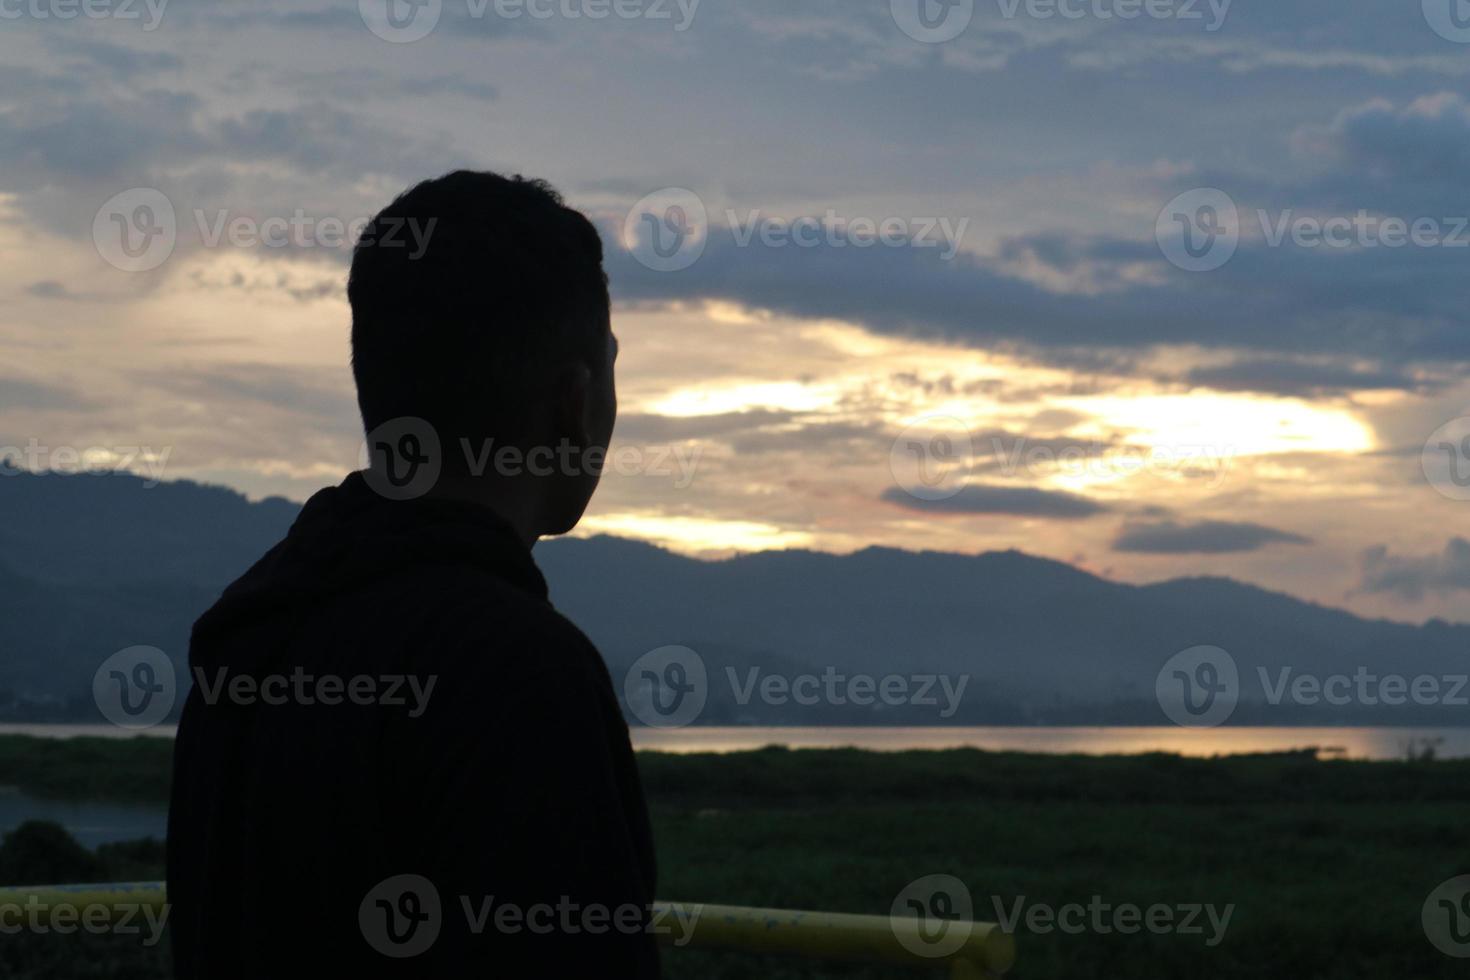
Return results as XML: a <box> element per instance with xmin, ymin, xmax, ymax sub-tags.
<box><xmin>190</xmin><ymin>471</ymin><xmax>548</xmax><ymax>661</ymax></box>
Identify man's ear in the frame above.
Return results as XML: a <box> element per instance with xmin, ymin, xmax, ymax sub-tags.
<box><xmin>553</xmin><ymin>362</ymin><xmax>594</xmax><ymax>447</ymax></box>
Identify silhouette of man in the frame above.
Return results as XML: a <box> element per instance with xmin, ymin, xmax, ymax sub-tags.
<box><xmin>167</xmin><ymin>171</ymin><xmax>658</xmax><ymax>978</ymax></box>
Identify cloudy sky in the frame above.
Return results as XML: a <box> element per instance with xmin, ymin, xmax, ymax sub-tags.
<box><xmin>4</xmin><ymin>0</ymin><xmax>1470</xmax><ymax>622</ymax></box>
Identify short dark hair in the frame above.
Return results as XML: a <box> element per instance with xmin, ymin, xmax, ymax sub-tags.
<box><xmin>348</xmin><ymin>170</ymin><xmax>610</xmax><ymax>441</ymax></box>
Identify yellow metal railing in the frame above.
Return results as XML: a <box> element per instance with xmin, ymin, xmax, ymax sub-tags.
<box><xmin>0</xmin><ymin>883</ymin><xmax>1015</xmax><ymax>977</ymax></box>
<box><xmin>651</xmin><ymin>900</ymin><xmax>1014</xmax><ymax>977</ymax></box>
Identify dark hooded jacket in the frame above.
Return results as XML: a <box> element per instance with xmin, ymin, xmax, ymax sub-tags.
<box><xmin>166</xmin><ymin>472</ymin><xmax>659</xmax><ymax>978</ymax></box>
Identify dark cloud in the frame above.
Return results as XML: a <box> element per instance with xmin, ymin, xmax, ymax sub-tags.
<box><xmin>613</xmin><ymin>410</ymin><xmax>795</xmax><ymax>443</ymax></box>
<box><xmin>727</xmin><ymin>419</ymin><xmax>888</xmax><ymax>457</ymax></box>
<box><xmin>880</xmin><ymin>484</ymin><xmax>1107</xmax><ymax>519</ymax></box>
<box><xmin>238</xmin><ymin>67</ymin><xmax>499</xmax><ymax>104</ymax></box>
<box><xmin>0</xmin><ymin>82</ymin><xmax>451</xmax><ymax>231</ymax></box>
<box><xmin>43</xmin><ymin>35</ymin><xmax>182</xmax><ymax>76</ymax></box>
<box><xmin>183</xmin><ymin>3</ymin><xmax>524</xmax><ymax>39</ymax></box>
<box><xmin>1112</xmin><ymin>520</ymin><xmax>1311</xmax><ymax>554</ymax></box>
<box><xmin>211</xmin><ymin>102</ymin><xmax>437</xmax><ymax>175</ymax></box>
<box><xmin>1359</xmin><ymin>538</ymin><xmax>1470</xmax><ymax>600</ymax></box>
<box><xmin>592</xmin><ymin>93</ymin><xmax>1470</xmax><ymax>387</ymax></box>
<box><xmin>1184</xmin><ymin>359</ymin><xmax>1435</xmax><ymax>397</ymax></box>
<box><xmin>0</xmin><ymin>377</ymin><xmax>101</xmax><ymax>413</ymax></box>
<box><xmin>133</xmin><ymin>364</ymin><xmax>355</xmax><ymax>421</ymax></box>
<box><xmin>0</xmin><ymin>85</ymin><xmax>207</xmax><ymax>186</ymax></box>
<box><xmin>1309</xmin><ymin>93</ymin><xmax>1470</xmax><ymax>188</ymax></box>
<box><xmin>25</xmin><ymin>281</ymin><xmax>87</xmax><ymax>301</ymax></box>
<box><xmin>602</xmin><ymin>218</ymin><xmax>1470</xmax><ymax>376</ymax></box>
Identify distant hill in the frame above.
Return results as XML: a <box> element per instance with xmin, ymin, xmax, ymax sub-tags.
<box><xmin>0</xmin><ymin>471</ymin><xmax>298</xmax><ymax>588</ymax></box>
<box><xmin>2</xmin><ymin>471</ymin><xmax>1467</xmax><ymax>725</ymax></box>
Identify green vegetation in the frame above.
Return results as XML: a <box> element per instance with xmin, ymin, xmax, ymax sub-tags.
<box><xmin>0</xmin><ymin>736</ymin><xmax>172</xmax><ymax>805</ymax></box>
<box><xmin>0</xmin><ymin>821</ymin><xmax>167</xmax><ymax>979</ymax></box>
<box><xmin>1</xmin><ymin>738</ymin><xmax>1468</xmax><ymax>977</ymax></box>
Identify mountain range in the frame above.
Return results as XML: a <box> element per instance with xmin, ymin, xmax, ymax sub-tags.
<box><xmin>2</xmin><ymin>471</ymin><xmax>1466</xmax><ymax>725</ymax></box>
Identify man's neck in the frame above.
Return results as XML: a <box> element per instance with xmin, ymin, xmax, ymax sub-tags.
<box><xmin>424</xmin><ymin>476</ymin><xmax>541</xmax><ymax>550</ymax></box>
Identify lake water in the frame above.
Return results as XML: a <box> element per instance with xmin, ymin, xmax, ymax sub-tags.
<box><xmin>0</xmin><ymin>788</ymin><xmax>166</xmax><ymax>848</ymax></box>
<box><xmin>4</xmin><ymin>722</ymin><xmax>1467</xmax><ymax>760</ymax></box>
<box><xmin>3</xmin><ymin>724</ymin><xmax>1465</xmax><ymax>845</ymax></box>
<box><xmin>631</xmin><ymin>725</ymin><xmax>1470</xmax><ymax>759</ymax></box>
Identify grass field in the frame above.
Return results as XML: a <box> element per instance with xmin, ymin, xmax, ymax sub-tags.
<box><xmin>0</xmin><ymin>736</ymin><xmax>1467</xmax><ymax>978</ymax></box>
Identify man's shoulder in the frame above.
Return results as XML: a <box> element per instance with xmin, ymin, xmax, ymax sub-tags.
<box><xmin>397</xmin><ymin>565</ymin><xmax>604</xmax><ymax>681</ymax></box>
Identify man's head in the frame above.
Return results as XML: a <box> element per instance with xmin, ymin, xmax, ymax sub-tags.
<box><xmin>349</xmin><ymin>170</ymin><xmax>616</xmax><ymax>536</ymax></box>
